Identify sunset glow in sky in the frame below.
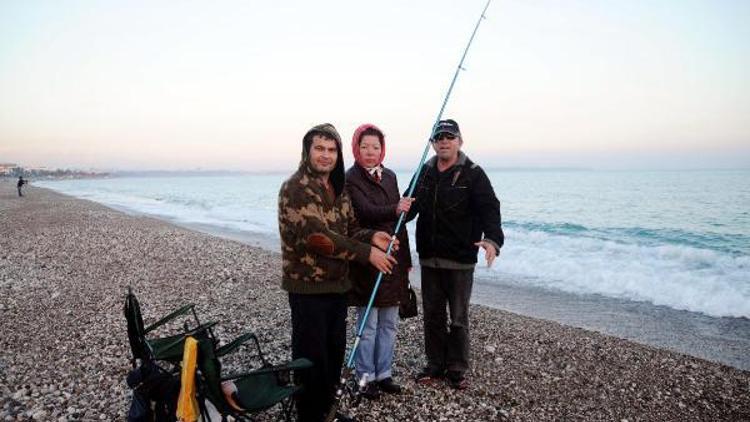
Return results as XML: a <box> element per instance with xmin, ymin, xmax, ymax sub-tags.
<box><xmin>1</xmin><ymin>0</ymin><xmax>748</xmax><ymax>171</ymax></box>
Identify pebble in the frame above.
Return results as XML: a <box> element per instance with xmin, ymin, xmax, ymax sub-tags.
<box><xmin>0</xmin><ymin>183</ymin><xmax>749</xmax><ymax>421</ymax></box>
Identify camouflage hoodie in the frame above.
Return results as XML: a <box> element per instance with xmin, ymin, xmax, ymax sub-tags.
<box><xmin>278</xmin><ymin>123</ymin><xmax>376</xmax><ymax>294</ymax></box>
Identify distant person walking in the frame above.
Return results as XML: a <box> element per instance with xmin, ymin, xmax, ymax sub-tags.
<box><xmin>17</xmin><ymin>176</ymin><xmax>27</xmax><ymax>197</ymax></box>
<box><xmin>405</xmin><ymin>119</ymin><xmax>504</xmax><ymax>390</ymax></box>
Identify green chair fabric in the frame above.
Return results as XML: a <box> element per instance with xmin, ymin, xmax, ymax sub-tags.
<box><xmin>124</xmin><ymin>288</ymin><xmax>216</xmax><ymax>365</ymax></box>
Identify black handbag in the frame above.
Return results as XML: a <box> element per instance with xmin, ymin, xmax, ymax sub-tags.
<box><xmin>126</xmin><ymin>361</ymin><xmax>179</xmax><ymax>422</ymax></box>
<box><xmin>399</xmin><ymin>284</ymin><xmax>418</xmax><ymax>319</ymax></box>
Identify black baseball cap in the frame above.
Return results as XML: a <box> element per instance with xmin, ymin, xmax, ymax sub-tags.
<box><xmin>431</xmin><ymin>119</ymin><xmax>461</xmax><ymax>141</ymax></box>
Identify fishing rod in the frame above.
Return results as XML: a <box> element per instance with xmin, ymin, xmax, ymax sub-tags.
<box><xmin>325</xmin><ymin>0</ymin><xmax>493</xmax><ymax>420</ymax></box>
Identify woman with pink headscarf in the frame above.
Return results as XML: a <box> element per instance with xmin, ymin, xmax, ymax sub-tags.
<box><xmin>344</xmin><ymin>123</ymin><xmax>413</xmax><ymax>399</ymax></box>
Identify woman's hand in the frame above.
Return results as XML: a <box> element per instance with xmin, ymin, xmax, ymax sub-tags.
<box><xmin>372</xmin><ymin>231</ymin><xmax>399</xmax><ymax>252</ymax></box>
<box><xmin>369</xmin><ymin>247</ymin><xmax>397</xmax><ymax>274</ymax></box>
<box><xmin>396</xmin><ymin>197</ymin><xmax>414</xmax><ymax>215</ymax></box>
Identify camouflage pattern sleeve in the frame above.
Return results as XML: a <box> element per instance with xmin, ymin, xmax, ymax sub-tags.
<box><xmin>279</xmin><ymin>179</ymin><xmax>372</xmax><ymax>264</ymax></box>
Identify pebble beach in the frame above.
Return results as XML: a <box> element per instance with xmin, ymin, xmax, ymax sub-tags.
<box><xmin>1</xmin><ymin>183</ymin><xmax>749</xmax><ymax>421</ymax></box>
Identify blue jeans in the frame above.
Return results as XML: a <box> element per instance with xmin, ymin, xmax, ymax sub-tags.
<box><xmin>354</xmin><ymin>306</ymin><xmax>399</xmax><ymax>383</ymax></box>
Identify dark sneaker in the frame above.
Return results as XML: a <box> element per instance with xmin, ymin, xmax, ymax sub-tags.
<box><xmin>377</xmin><ymin>377</ymin><xmax>402</xmax><ymax>394</ymax></box>
<box><xmin>415</xmin><ymin>367</ymin><xmax>445</xmax><ymax>385</ymax></box>
<box><xmin>333</xmin><ymin>412</ymin><xmax>356</xmax><ymax>422</ymax></box>
<box><xmin>446</xmin><ymin>371</ymin><xmax>469</xmax><ymax>390</ymax></box>
<box><xmin>359</xmin><ymin>381</ymin><xmax>380</xmax><ymax>400</ymax></box>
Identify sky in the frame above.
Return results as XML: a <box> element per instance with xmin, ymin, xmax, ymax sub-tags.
<box><xmin>0</xmin><ymin>0</ymin><xmax>749</xmax><ymax>171</ymax></box>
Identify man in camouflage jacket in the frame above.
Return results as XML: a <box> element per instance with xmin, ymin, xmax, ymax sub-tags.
<box><xmin>278</xmin><ymin>123</ymin><xmax>396</xmax><ymax>422</ymax></box>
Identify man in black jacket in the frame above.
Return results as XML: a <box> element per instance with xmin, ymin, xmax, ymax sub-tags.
<box><xmin>406</xmin><ymin>119</ymin><xmax>504</xmax><ymax>390</ymax></box>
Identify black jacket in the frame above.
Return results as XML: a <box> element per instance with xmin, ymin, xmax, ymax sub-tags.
<box><xmin>345</xmin><ymin>164</ymin><xmax>411</xmax><ymax>307</ymax></box>
<box><xmin>406</xmin><ymin>152</ymin><xmax>504</xmax><ymax>264</ymax></box>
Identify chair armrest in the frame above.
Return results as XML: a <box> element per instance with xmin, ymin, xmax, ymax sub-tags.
<box><xmin>221</xmin><ymin>358</ymin><xmax>313</xmax><ymax>380</ymax></box>
<box><xmin>152</xmin><ymin>321</ymin><xmax>218</xmax><ymax>354</ymax></box>
<box><xmin>216</xmin><ymin>331</ymin><xmax>270</xmax><ymax>367</ymax></box>
<box><xmin>283</xmin><ymin>358</ymin><xmax>314</xmax><ymax>371</ymax></box>
<box><xmin>216</xmin><ymin>332</ymin><xmax>258</xmax><ymax>357</ymax></box>
<box><xmin>144</xmin><ymin>304</ymin><xmax>195</xmax><ymax>333</ymax></box>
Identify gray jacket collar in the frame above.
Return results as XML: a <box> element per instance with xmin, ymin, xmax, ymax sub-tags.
<box><xmin>425</xmin><ymin>150</ymin><xmax>468</xmax><ymax>169</ymax></box>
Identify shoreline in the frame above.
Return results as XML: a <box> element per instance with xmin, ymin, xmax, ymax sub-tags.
<box><xmin>1</xmin><ymin>184</ymin><xmax>748</xmax><ymax>420</ymax></box>
<box><xmin>88</xmin><ymin>189</ymin><xmax>750</xmax><ymax>372</ymax></box>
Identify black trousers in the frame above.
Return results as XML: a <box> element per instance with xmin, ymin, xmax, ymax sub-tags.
<box><xmin>421</xmin><ymin>266</ymin><xmax>474</xmax><ymax>375</ymax></box>
<box><xmin>288</xmin><ymin>292</ymin><xmax>347</xmax><ymax>422</ymax></box>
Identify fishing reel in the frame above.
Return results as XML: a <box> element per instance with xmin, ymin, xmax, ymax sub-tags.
<box><xmin>324</xmin><ymin>368</ymin><xmax>369</xmax><ymax>422</ymax></box>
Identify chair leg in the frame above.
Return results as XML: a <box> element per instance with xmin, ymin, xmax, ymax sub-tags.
<box><xmin>279</xmin><ymin>397</ymin><xmax>294</xmax><ymax>422</ymax></box>
<box><xmin>199</xmin><ymin>398</ymin><xmax>211</xmax><ymax>422</ymax></box>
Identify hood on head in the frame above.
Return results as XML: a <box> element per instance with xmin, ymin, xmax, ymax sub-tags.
<box><xmin>300</xmin><ymin>123</ymin><xmax>345</xmax><ymax>197</ymax></box>
<box><xmin>351</xmin><ymin>123</ymin><xmax>386</xmax><ymax>168</ymax></box>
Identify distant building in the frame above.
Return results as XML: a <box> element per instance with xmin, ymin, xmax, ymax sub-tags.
<box><xmin>0</xmin><ymin>163</ymin><xmax>20</xmax><ymax>176</ymax></box>
<box><xmin>0</xmin><ymin>164</ymin><xmax>108</xmax><ymax>179</ymax></box>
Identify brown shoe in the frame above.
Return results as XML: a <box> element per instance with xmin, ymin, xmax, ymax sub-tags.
<box><xmin>415</xmin><ymin>367</ymin><xmax>445</xmax><ymax>385</ymax></box>
<box><xmin>447</xmin><ymin>371</ymin><xmax>469</xmax><ymax>390</ymax></box>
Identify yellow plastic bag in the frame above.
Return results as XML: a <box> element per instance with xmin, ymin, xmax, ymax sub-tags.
<box><xmin>176</xmin><ymin>336</ymin><xmax>199</xmax><ymax>422</ymax></box>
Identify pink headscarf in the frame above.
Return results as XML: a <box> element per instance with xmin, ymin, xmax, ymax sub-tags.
<box><xmin>351</xmin><ymin>123</ymin><xmax>386</xmax><ymax>168</ymax></box>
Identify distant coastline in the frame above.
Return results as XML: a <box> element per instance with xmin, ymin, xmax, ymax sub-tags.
<box><xmin>6</xmin><ymin>166</ymin><xmax>750</xmax><ymax>180</ymax></box>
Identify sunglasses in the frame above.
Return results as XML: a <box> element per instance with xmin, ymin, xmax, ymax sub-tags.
<box><xmin>432</xmin><ymin>133</ymin><xmax>457</xmax><ymax>142</ymax></box>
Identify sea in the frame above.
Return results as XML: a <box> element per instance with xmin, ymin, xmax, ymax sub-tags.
<box><xmin>36</xmin><ymin>169</ymin><xmax>750</xmax><ymax>370</ymax></box>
